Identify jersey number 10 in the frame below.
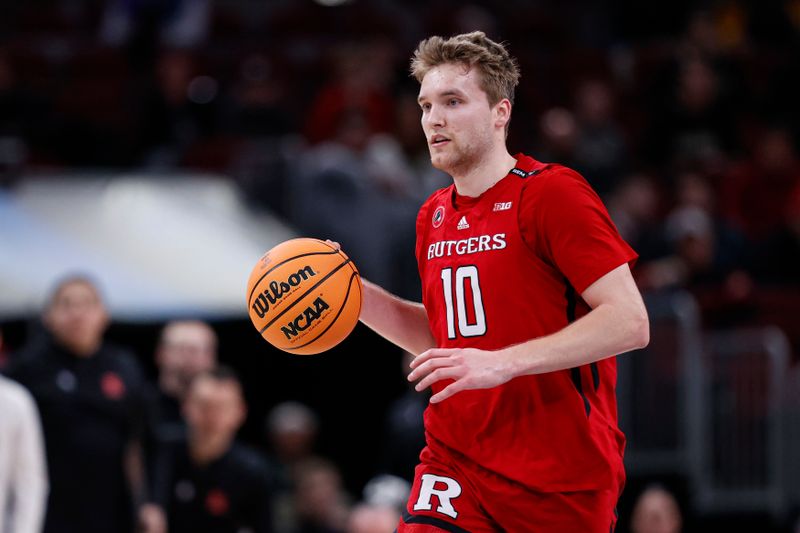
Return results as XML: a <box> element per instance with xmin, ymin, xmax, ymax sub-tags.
<box><xmin>440</xmin><ymin>266</ymin><xmax>487</xmax><ymax>339</ymax></box>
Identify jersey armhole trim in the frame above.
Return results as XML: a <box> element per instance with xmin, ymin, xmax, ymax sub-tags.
<box><xmin>516</xmin><ymin>166</ymin><xmax>552</xmax><ymax>261</ymax></box>
<box><xmin>402</xmin><ymin>509</ymin><xmax>472</xmax><ymax>533</ymax></box>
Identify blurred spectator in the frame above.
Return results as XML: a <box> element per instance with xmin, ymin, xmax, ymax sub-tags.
<box><xmin>220</xmin><ymin>49</ymin><xmax>299</xmax><ymax>213</ymax></box>
<box><xmin>292</xmin><ymin>458</ymin><xmax>350</xmax><ymax>533</ymax></box>
<box><xmin>148</xmin><ymin>319</ymin><xmax>218</xmax><ymax>442</ymax></box>
<box><xmin>637</xmin><ymin>205</ymin><xmax>742</xmax><ymax>290</ymax></box>
<box><xmin>361</xmin><ymin>474</ymin><xmax>410</xmax><ymax>515</ymax></box>
<box><xmin>265</xmin><ymin>401</ymin><xmax>320</xmax><ymax>533</ymax></box>
<box><xmin>5</xmin><ymin>274</ymin><xmax>148</xmax><ymax>533</ymax></box>
<box><xmin>646</xmin><ymin>56</ymin><xmax>738</xmax><ymax>168</ymax></box>
<box><xmin>721</xmin><ymin>125</ymin><xmax>800</xmax><ymax>240</ymax></box>
<box><xmin>644</xmin><ymin>171</ymin><xmax>758</xmax><ymax>327</ymax></box>
<box><xmin>303</xmin><ymin>41</ymin><xmax>396</xmax><ymax>145</ymax></box>
<box><xmin>266</xmin><ymin>401</ymin><xmax>319</xmax><ymax>469</ymax></box>
<box><xmin>0</xmin><ymin>374</ymin><xmax>48</xmax><ymax>533</ymax></box>
<box><xmin>606</xmin><ymin>173</ymin><xmax>664</xmax><ymax>260</ymax></box>
<box><xmin>749</xmin><ymin>181</ymin><xmax>800</xmax><ymax>284</ymax></box>
<box><xmin>680</xmin><ymin>9</ymin><xmax>726</xmax><ymax>58</ymax></box>
<box><xmin>143</xmin><ymin>319</ymin><xmax>218</xmax><ymax>506</ymax></box>
<box><xmin>143</xmin><ymin>366</ymin><xmax>274</xmax><ymax>533</ymax></box>
<box><xmin>345</xmin><ymin>503</ymin><xmax>399</xmax><ymax>533</ymax></box>
<box><xmin>136</xmin><ymin>49</ymin><xmax>219</xmax><ymax>167</ymax></box>
<box><xmin>674</xmin><ymin>170</ymin><xmax>747</xmax><ymax>276</ymax></box>
<box><xmin>224</xmin><ymin>53</ymin><xmax>292</xmax><ymax>138</ymax></box>
<box><xmin>99</xmin><ymin>0</ymin><xmax>211</xmax><ymax>50</ymax></box>
<box><xmin>0</xmin><ymin>48</ymin><xmax>39</xmax><ymax>185</ymax></box>
<box><xmin>637</xmin><ymin>168</ymin><xmax>748</xmax><ymax>297</ymax></box>
<box><xmin>630</xmin><ymin>484</ymin><xmax>683</xmax><ymax>533</ymax></box>
<box><xmin>536</xmin><ymin>107</ymin><xmax>579</xmax><ymax>169</ymax></box>
<box><xmin>572</xmin><ymin>79</ymin><xmax>629</xmax><ymax>196</ymax></box>
<box><xmin>377</xmin><ymin>351</ymin><xmax>426</xmax><ymax>483</ymax></box>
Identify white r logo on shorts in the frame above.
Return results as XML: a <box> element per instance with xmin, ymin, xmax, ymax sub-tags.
<box><xmin>413</xmin><ymin>474</ymin><xmax>462</xmax><ymax>519</ymax></box>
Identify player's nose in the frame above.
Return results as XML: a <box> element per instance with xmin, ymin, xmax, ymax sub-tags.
<box><xmin>424</xmin><ymin>104</ymin><xmax>445</xmax><ymax>129</ymax></box>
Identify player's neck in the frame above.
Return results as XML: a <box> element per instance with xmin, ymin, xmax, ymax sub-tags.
<box><xmin>451</xmin><ymin>148</ymin><xmax>517</xmax><ymax>198</ymax></box>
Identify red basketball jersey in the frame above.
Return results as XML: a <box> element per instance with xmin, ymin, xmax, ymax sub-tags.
<box><xmin>414</xmin><ymin>153</ymin><xmax>637</xmax><ymax>492</ymax></box>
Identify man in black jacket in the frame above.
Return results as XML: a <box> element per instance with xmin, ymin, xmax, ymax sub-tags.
<box><xmin>5</xmin><ymin>274</ymin><xmax>148</xmax><ymax>533</ymax></box>
<box><xmin>141</xmin><ymin>366</ymin><xmax>274</xmax><ymax>533</ymax></box>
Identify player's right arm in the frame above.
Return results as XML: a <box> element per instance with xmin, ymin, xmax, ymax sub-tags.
<box><xmin>359</xmin><ymin>279</ymin><xmax>436</xmax><ymax>356</ymax></box>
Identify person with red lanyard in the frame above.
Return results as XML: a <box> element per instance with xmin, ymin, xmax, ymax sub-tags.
<box><xmin>356</xmin><ymin>31</ymin><xmax>650</xmax><ymax>532</ymax></box>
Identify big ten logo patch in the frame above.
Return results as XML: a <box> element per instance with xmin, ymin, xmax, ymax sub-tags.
<box><xmin>412</xmin><ymin>474</ymin><xmax>462</xmax><ymax>519</ymax></box>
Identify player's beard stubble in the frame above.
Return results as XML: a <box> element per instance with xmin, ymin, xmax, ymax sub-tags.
<box><xmin>428</xmin><ymin>126</ymin><xmax>494</xmax><ymax>180</ymax></box>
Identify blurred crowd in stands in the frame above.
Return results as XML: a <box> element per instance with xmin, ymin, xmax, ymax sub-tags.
<box><xmin>1</xmin><ymin>0</ymin><xmax>799</xmax><ymax>335</ymax></box>
<box><xmin>1</xmin><ymin>0</ymin><xmax>800</xmax><ymax>531</ymax></box>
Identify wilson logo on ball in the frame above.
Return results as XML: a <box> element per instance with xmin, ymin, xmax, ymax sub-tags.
<box><xmin>251</xmin><ymin>266</ymin><xmax>317</xmax><ymax>319</ymax></box>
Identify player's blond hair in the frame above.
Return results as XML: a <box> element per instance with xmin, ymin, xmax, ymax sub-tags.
<box><xmin>410</xmin><ymin>31</ymin><xmax>520</xmax><ymax>107</ymax></box>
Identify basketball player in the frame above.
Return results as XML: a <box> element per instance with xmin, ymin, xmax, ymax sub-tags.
<box><xmin>357</xmin><ymin>32</ymin><xmax>650</xmax><ymax>532</ymax></box>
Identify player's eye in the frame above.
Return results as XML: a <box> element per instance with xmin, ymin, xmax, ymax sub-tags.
<box><xmin>448</xmin><ymin>98</ymin><xmax>459</xmax><ymax>106</ymax></box>
<box><xmin>420</xmin><ymin>102</ymin><xmax>431</xmax><ymax>111</ymax></box>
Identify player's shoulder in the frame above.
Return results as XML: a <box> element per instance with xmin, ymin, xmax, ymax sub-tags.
<box><xmin>521</xmin><ymin>162</ymin><xmax>596</xmax><ymax>204</ymax></box>
<box><xmin>523</xmin><ymin>162</ymin><xmax>588</xmax><ymax>189</ymax></box>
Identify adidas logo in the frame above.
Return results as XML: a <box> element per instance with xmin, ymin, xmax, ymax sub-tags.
<box><xmin>457</xmin><ymin>216</ymin><xmax>470</xmax><ymax>230</ymax></box>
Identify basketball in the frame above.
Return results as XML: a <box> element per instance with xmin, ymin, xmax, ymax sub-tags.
<box><xmin>246</xmin><ymin>238</ymin><xmax>362</xmax><ymax>355</ymax></box>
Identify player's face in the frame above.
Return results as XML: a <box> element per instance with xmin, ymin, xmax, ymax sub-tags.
<box><xmin>44</xmin><ymin>281</ymin><xmax>108</xmax><ymax>356</ymax></box>
<box><xmin>418</xmin><ymin>63</ymin><xmax>496</xmax><ymax>174</ymax></box>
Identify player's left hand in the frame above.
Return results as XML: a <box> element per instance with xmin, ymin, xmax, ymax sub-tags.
<box><xmin>408</xmin><ymin>347</ymin><xmax>514</xmax><ymax>403</ymax></box>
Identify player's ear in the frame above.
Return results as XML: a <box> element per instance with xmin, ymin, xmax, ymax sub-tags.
<box><xmin>494</xmin><ymin>98</ymin><xmax>512</xmax><ymax>130</ymax></box>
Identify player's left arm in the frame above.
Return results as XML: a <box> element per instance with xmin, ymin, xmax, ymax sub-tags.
<box><xmin>408</xmin><ymin>262</ymin><xmax>649</xmax><ymax>403</ymax></box>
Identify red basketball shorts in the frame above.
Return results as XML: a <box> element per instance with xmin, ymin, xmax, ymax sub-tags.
<box><xmin>397</xmin><ymin>439</ymin><xmax>624</xmax><ymax>533</ymax></box>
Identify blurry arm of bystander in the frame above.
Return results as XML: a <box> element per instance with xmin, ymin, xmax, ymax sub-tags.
<box><xmin>9</xmin><ymin>383</ymin><xmax>49</xmax><ymax>533</ymax></box>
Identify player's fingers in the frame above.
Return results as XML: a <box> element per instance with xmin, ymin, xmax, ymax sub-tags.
<box><xmin>415</xmin><ymin>367</ymin><xmax>463</xmax><ymax>392</ymax></box>
<box><xmin>324</xmin><ymin>239</ymin><xmax>341</xmax><ymax>251</ymax></box>
<box><xmin>430</xmin><ymin>381</ymin><xmax>466</xmax><ymax>403</ymax></box>
<box><xmin>410</xmin><ymin>348</ymin><xmax>456</xmax><ymax>369</ymax></box>
<box><xmin>407</xmin><ymin>356</ymin><xmax>456</xmax><ymax>382</ymax></box>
